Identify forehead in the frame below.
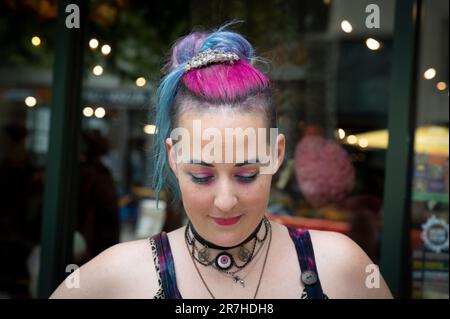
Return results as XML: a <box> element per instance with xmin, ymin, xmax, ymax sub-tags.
<box><xmin>171</xmin><ymin>109</ymin><xmax>274</xmax><ymax>165</ymax></box>
<box><xmin>177</xmin><ymin>108</ymin><xmax>267</xmax><ymax>130</ymax></box>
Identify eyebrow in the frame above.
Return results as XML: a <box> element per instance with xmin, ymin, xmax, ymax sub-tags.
<box><xmin>187</xmin><ymin>160</ymin><xmax>214</xmax><ymax>167</ymax></box>
<box><xmin>235</xmin><ymin>159</ymin><xmax>260</xmax><ymax>167</ymax></box>
<box><xmin>187</xmin><ymin>159</ymin><xmax>260</xmax><ymax>167</ymax></box>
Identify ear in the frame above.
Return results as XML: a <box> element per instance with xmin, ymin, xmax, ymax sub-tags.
<box><xmin>274</xmin><ymin>133</ymin><xmax>286</xmax><ymax>173</ymax></box>
<box><xmin>165</xmin><ymin>137</ymin><xmax>178</xmax><ymax>178</ymax></box>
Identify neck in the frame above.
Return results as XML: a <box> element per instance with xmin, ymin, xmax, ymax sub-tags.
<box><xmin>189</xmin><ymin>217</ymin><xmax>265</xmax><ymax>250</ymax></box>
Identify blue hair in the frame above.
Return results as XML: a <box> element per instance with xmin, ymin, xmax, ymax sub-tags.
<box><xmin>152</xmin><ymin>66</ymin><xmax>184</xmax><ymax>209</ymax></box>
<box><xmin>199</xmin><ymin>24</ymin><xmax>253</xmax><ymax>62</ymax></box>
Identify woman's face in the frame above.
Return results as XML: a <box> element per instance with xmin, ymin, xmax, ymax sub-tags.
<box><xmin>166</xmin><ymin>108</ymin><xmax>285</xmax><ymax>247</ymax></box>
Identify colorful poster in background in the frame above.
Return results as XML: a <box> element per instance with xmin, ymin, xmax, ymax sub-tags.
<box><xmin>411</xmin><ymin>153</ymin><xmax>449</xmax><ymax>299</ymax></box>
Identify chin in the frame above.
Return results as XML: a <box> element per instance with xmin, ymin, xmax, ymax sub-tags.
<box><xmin>211</xmin><ymin>233</ymin><xmax>243</xmax><ymax>247</ymax></box>
<box><xmin>210</xmin><ymin>223</ymin><xmax>253</xmax><ymax>246</ymax></box>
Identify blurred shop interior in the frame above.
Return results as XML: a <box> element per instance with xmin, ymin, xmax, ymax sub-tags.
<box><xmin>0</xmin><ymin>0</ymin><xmax>448</xmax><ymax>299</ymax></box>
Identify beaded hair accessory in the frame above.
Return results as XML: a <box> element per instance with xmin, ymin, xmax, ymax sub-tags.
<box><xmin>184</xmin><ymin>48</ymin><xmax>240</xmax><ymax>72</ymax></box>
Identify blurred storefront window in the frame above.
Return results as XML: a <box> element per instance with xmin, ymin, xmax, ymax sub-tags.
<box><xmin>186</xmin><ymin>0</ymin><xmax>395</xmax><ymax>266</ymax></box>
<box><xmin>73</xmin><ymin>0</ymin><xmax>189</xmax><ymax>264</ymax></box>
<box><xmin>0</xmin><ymin>0</ymin><xmax>57</xmax><ymax>298</ymax></box>
<box><xmin>409</xmin><ymin>0</ymin><xmax>448</xmax><ymax>299</ymax></box>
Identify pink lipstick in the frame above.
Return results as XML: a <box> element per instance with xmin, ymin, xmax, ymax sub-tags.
<box><xmin>211</xmin><ymin>216</ymin><xmax>241</xmax><ymax>226</ymax></box>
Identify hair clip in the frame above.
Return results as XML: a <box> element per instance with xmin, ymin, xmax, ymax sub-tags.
<box><xmin>184</xmin><ymin>48</ymin><xmax>240</xmax><ymax>72</ymax></box>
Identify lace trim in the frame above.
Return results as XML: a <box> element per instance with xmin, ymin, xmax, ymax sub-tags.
<box><xmin>149</xmin><ymin>237</ymin><xmax>165</xmax><ymax>299</ymax></box>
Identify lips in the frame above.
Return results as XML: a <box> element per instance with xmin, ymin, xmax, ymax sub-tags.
<box><xmin>211</xmin><ymin>215</ymin><xmax>242</xmax><ymax>226</ymax></box>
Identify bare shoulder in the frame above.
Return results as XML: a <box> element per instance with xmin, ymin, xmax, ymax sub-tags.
<box><xmin>309</xmin><ymin>230</ymin><xmax>393</xmax><ymax>299</ymax></box>
<box><xmin>309</xmin><ymin>230</ymin><xmax>366</xmax><ymax>263</ymax></box>
<box><xmin>50</xmin><ymin>238</ymin><xmax>160</xmax><ymax>299</ymax></box>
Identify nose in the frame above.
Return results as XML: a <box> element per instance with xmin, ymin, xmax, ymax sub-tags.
<box><xmin>213</xmin><ymin>179</ymin><xmax>238</xmax><ymax>212</ymax></box>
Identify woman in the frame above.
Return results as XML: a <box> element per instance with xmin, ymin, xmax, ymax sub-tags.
<box><xmin>51</xmin><ymin>24</ymin><xmax>392</xmax><ymax>299</ymax></box>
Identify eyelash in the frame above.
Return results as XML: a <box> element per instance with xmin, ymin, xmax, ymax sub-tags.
<box><xmin>188</xmin><ymin>173</ymin><xmax>259</xmax><ymax>184</ymax></box>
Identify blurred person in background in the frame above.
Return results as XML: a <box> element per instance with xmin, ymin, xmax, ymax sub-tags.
<box><xmin>0</xmin><ymin>123</ymin><xmax>43</xmax><ymax>298</ymax></box>
<box><xmin>77</xmin><ymin>129</ymin><xmax>120</xmax><ymax>263</ymax></box>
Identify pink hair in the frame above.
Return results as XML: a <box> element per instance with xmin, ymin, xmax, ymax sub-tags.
<box><xmin>182</xmin><ymin>60</ymin><xmax>270</xmax><ymax>102</ymax></box>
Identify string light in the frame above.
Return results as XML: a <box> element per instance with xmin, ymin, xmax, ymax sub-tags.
<box><xmin>94</xmin><ymin>107</ymin><xmax>106</xmax><ymax>118</ymax></box>
<box><xmin>358</xmin><ymin>138</ymin><xmax>369</xmax><ymax>148</ymax></box>
<box><xmin>83</xmin><ymin>107</ymin><xmax>94</xmax><ymax>117</ymax></box>
<box><xmin>92</xmin><ymin>65</ymin><xmax>103</xmax><ymax>76</ymax></box>
<box><xmin>341</xmin><ymin>20</ymin><xmax>353</xmax><ymax>33</ymax></box>
<box><xmin>31</xmin><ymin>36</ymin><xmax>41</xmax><ymax>46</ymax></box>
<box><xmin>366</xmin><ymin>38</ymin><xmax>381</xmax><ymax>50</ymax></box>
<box><xmin>136</xmin><ymin>77</ymin><xmax>146</xmax><ymax>87</ymax></box>
<box><xmin>424</xmin><ymin>68</ymin><xmax>436</xmax><ymax>80</ymax></box>
<box><xmin>89</xmin><ymin>39</ymin><xmax>99</xmax><ymax>49</ymax></box>
<box><xmin>436</xmin><ymin>81</ymin><xmax>447</xmax><ymax>91</ymax></box>
<box><xmin>101</xmin><ymin>44</ymin><xmax>111</xmax><ymax>55</ymax></box>
<box><xmin>347</xmin><ymin>135</ymin><xmax>357</xmax><ymax>144</ymax></box>
<box><xmin>144</xmin><ymin>124</ymin><xmax>157</xmax><ymax>135</ymax></box>
<box><xmin>25</xmin><ymin>96</ymin><xmax>37</xmax><ymax>107</ymax></box>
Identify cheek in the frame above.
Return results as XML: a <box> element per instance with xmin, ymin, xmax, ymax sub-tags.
<box><xmin>237</xmin><ymin>175</ymin><xmax>272</xmax><ymax>205</ymax></box>
<box><xmin>178</xmin><ymin>176</ymin><xmax>213</xmax><ymax>210</ymax></box>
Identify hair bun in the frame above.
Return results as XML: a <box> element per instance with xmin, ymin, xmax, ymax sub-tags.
<box><xmin>169</xmin><ymin>22</ymin><xmax>255</xmax><ymax>72</ymax></box>
<box><xmin>170</xmin><ymin>31</ymin><xmax>209</xmax><ymax>70</ymax></box>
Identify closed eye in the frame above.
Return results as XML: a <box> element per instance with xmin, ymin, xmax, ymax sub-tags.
<box><xmin>188</xmin><ymin>172</ymin><xmax>259</xmax><ymax>184</ymax></box>
<box><xmin>235</xmin><ymin>173</ymin><xmax>259</xmax><ymax>183</ymax></box>
<box><xmin>188</xmin><ymin>173</ymin><xmax>213</xmax><ymax>184</ymax></box>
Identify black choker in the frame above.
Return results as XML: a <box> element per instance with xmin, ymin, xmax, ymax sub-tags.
<box><xmin>185</xmin><ymin>216</ymin><xmax>270</xmax><ymax>272</ymax></box>
<box><xmin>188</xmin><ymin>217</ymin><xmax>265</xmax><ymax>250</ymax></box>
